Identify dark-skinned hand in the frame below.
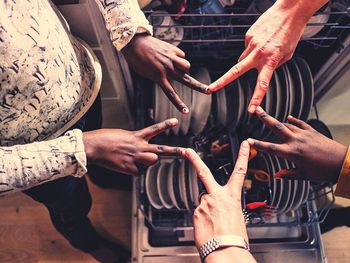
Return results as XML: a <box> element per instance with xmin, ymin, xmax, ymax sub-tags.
<box><xmin>247</xmin><ymin>106</ymin><xmax>347</xmax><ymax>182</ymax></box>
<box><xmin>122</xmin><ymin>34</ymin><xmax>209</xmax><ymax>114</ymax></box>
<box><xmin>82</xmin><ymin>118</ymin><xmax>184</xmax><ymax>176</ymax></box>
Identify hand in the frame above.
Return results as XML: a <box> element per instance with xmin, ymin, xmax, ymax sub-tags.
<box><xmin>184</xmin><ymin>141</ymin><xmax>250</xmax><ymax>249</ymax></box>
<box><xmin>208</xmin><ymin>0</ymin><xmax>319</xmax><ymax>113</ymax></box>
<box><xmin>184</xmin><ymin>141</ymin><xmax>256</xmax><ymax>263</ymax></box>
<box><xmin>83</xmin><ymin>118</ymin><xmax>184</xmax><ymax>175</ymax></box>
<box><xmin>248</xmin><ymin>107</ymin><xmax>347</xmax><ymax>182</ymax></box>
<box><xmin>122</xmin><ymin>34</ymin><xmax>209</xmax><ymax>113</ymax></box>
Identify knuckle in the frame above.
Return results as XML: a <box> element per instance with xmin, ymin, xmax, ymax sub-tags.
<box><xmin>258</xmin><ymin>79</ymin><xmax>269</xmax><ymax>92</ymax></box>
<box><xmin>232</xmin><ymin>65</ymin><xmax>241</xmax><ymax>75</ymax></box>
<box><xmin>268</xmin><ymin>144</ymin><xmax>278</xmax><ymax>154</ymax></box>
<box><xmin>235</xmin><ymin>166</ymin><xmax>247</xmax><ymax>175</ymax></box>
<box><xmin>198</xmin><ymin>168</ymin><xmax>208</xmax><ymax>178</ymax></box>
<box><xmin>274</xmin><ymin>122</ymin><xmax>284</xmax><ymax>130</ymax></box>
<box><xmin>256</xmin><ymin>46</ymin><xmax>267</xmax><ymax>57</ymax></box>
<box><xmin>291</xmin><ymin>145</ymin><xmax>303</xmax><ymax>157</ymax></box>
<box><xmin>193</xmin><ymin>208</ymin><xmax>201</xmax><ymax>220</ymax></box>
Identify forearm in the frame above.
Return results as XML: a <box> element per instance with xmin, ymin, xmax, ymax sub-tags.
<box><xmin>275</xmin><ymin>0</ymin><xmax>329</xmax><ymax>22</ymax></box>
<box><xmin>205</xmin><ymin>247</ymin><xmax>256</xmax><ymax>263</ymax></box>
<box><xmin>94</xmin><ymin>0</ymin><xmax>153</xmax><ymax>51</ymax></box>
<box><xmin>0</xmin><ymin>129</ymin><xmax>87</xmax><ymax>195</ymax></box>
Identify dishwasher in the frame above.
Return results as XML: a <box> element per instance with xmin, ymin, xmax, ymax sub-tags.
<box><xmin>129</xmin><ymin>1</ymin><xmax>350</xmax><ymax>262</ymax></box>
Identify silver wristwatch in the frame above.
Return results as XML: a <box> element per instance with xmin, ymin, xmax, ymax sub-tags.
<box><xmin>198</xmin><ymin>235</ymin><xmax>250</xmax><ymax>262</ymax></box>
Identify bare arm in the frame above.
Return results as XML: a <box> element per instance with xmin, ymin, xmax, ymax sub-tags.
<box><xmin>94</xmin><ymin>0</ymin><xmax>209</xmax><ymax>113</ymax></box>
<box><xmin>209</xmin><ymin>0</ymin><xmax>329</xmax><ymax>113</ymax></box>
<box><xmin>184</xmin><ymin>142</ymin><xmax>257</xmax><ymax>263</ymax></box>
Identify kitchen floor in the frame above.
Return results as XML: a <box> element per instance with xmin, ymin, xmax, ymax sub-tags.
<box><xmin>0</xmin><ymin>178</ymin><xmax>349</xmax><ymax>263</ymax></box>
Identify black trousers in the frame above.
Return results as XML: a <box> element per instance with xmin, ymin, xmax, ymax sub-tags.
<box><xmin>23</xmin><ymin>96</ymin><xmax>103</xmax><ymax>252</ymax></box>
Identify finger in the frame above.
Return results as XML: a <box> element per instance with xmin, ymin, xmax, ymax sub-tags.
<box><xmin>274</xmin><ymin>168</ymin><xmax>298</xmax><ymax>180</ymax></box>
<box><xmin>137</xmin><ymin>153</ymin><xmax>159</xmax><ymax>166</ymax></box>
<box><xmin>184</xmin><ymin>148</ymin><xmax>219</xmax><ymax>193</ymax></box>
<box><xmin>137</xmin><ymin>118</ymin><xmax>178</xmax><ymax>140</ymax></box>
<box><xmin>255</xmin><ymin>106</ymin><xmax>293</xmax><ymax>140</ymax></box>
<box><xmin>160</xmin><ymin>78</ymin><xmax>189</xmax><ymax>114</ymax></box>
<box><xmin>238</xmin><ymin>45</ymin><xmax>254</xmax><ymax>63</ymax></box>
<box><xmin>284</xmin><ymin>123</ymin><xmax>302</xmax><ymax>133</ymax></box>
<box><xmin>228</xmin><ymin>140</ymin><xmax>250</xmax><ymax>194</ymax></box>
<box><xmin>173</xmin><ymin>71</ymin><xmax>209</xmax><ymax>94</ymax></box>
<box><xmin>172</xmin><ymin>56</ymin><xmax>191</xmax><ymax>74</ymax></box>
<box><xmin>173</xmin><ymin>46</ymin><xmax>186</xmax><ymax>58</ymax></box>
<box><xmin>247</xmin><ymin>138</ymin><xmax>287</xmax><ymax>158</ymax></box>
<box><xmin>248</xmin><ymin>65</ymin><xmax>274</xmax><ymax>113</ymax></box>
<box><xmin>208</xmin><ymin>52</ymin><xmax>255</xmax><ymax>92</ymax></box>
<box><xmin>143</xmin><ymin>144</ymin><xmax>185</xmax><ymax>155</ymax></box>
<box><xmin>287</xmin><ymin>115</ymin><xmax>312</xmax><ymax>130</ymax></box>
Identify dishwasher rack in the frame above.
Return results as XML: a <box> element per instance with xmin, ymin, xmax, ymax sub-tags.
<box><xmin>145</xmin><ymin>2</ymin><xmax>350</xmax><ymax>59</ymax></box>
<box><xmin>136</xmin><ymin>157</ymin><xmax>335</xmax><ymax>233</ymax></box>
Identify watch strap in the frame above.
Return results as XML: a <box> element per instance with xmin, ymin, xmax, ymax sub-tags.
<box><xmin>198</xmin><ymin>235</ymin><xmax>249</xmax><ymax>262</ymax></box>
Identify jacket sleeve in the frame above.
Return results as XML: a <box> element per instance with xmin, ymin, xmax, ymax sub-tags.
<box><xmin>335</xmin><ymin>146</ymin><xmax>350</xmax><ymax>198</ymax></box>
<box><xmin>94</xmin><ymin>0</ymin><xmax>153</xmax><ymax>51</ymax></box>
<box><xmin>0</xmin><ymin>129</ymin><xmax>87</xmax><ymax>195</ymax></box>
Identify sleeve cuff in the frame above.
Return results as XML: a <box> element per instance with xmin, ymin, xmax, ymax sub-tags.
<box><xmin>112</xmin><ymin>24</ymin><xmax>153</xmax><ymax>51</ymax></box>
<box><xmin>69</xmin><ymin>129</ymin><xmax>88</xmax><ymax>177</ymax></box>
<box><xmin>335</xmin><ymin>146</ymin><xmax>350</xmax><ymax>198</ymax></box>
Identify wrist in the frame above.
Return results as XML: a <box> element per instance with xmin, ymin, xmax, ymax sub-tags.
<box><xmin>204</xmin><ymin>247</ymin><xmax>254</xmax><ymax>263</ymax></box>
<box><xmin>82</xmin><ymin>131</ymin><xmax>98</xmax><ymax>165</ymax></box>
<box><xmin>331</xmin><ymin>144</ymin><xmax>348</xmax><ymax>183</ymax></box>
<box><xmin>121</xmin><ymin>33</ymin><xmax>149</xmax><ymax>54</ymax></box>
<box><xmin>273</xmin><ymin>0</ymin><xmax>326</xmax><ymax>25</ymax></box>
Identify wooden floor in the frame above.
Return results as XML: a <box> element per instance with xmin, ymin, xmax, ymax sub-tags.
<box><xmin>0</xmin><ymin>178</ymin><xmax>131</xmax><ymax>262</ymax></box>
<box><xmin>0</xmin><ymin>178</ymin><xmax>350</xmax><ymax>263</ymax></box>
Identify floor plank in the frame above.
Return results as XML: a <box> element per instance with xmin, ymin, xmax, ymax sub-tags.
<box><xmin>0</xmin><ymin>178</ymin><xmax>131</xmax><ymax>262</ymax></box>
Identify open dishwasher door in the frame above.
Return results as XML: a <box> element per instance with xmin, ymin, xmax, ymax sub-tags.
<box><xmin>129</xmin><ymin>1</ymin><xmax>349</xmax><ymax>262</ymax></box>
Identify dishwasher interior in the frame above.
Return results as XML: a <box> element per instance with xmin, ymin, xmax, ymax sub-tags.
<box><xmin>130</xmin><ymin>1</ymin><xmax>350</xmax><ymax>262</ymax></box>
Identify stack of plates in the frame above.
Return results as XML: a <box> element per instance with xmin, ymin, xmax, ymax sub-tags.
<box><xmin>145</xmin><ymin>158</ymin><xmax>200</xmax><ymax>211</ymax></box>
<box><xmin>216</xmin><ymin>57</ymin><xmax>314</xmax><ymax>140</ymax></box>
<box><xmin>154</xmin><ymin>67</ymin><xmax>212</xmax><ymax>136</ymax></box>
<box><xmin>255</xmin><ymin>153</ymin><xmax>310</xmax><ymax>214</ymax></box>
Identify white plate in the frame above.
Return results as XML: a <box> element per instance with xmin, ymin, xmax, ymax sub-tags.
<box><xmin>271</xmin><ymin>156</ymin><xmax>290</xmax><ymax>213</ymax></box>
<box><xmin>189</xmin><ymin>161</ymin><xmax>200</xmax><ymax>207</ymax></box>
<box><xmin>167</xmin><ymin>160</ymin><xmax>181</xmax><ymax>209</ymax></box>
<box><xmin>180</xmin><ymin>82</ymin><xmax>192</xmax><ymax>135</ymax></box>
<box><xmin>157</xmin><ymin>162</ymin><xmax>173</xmax><ymax>209</ymax></box>
<box><xmin>145</xmin><ymin>163</ymin><xmax>163</xmax><ymax>209</ymax></box>
<box><xmin>154</xmin><ymin>83</ymin><xmax>169</xmax><ymax>123</ymax></box>
<box><xmin>301</xmin><ymin>180</ymin><xmax>310</xmax><ymax>204</ymax></box>
<box><xmin>302</xmin><ymin>5</ymin><xmax>330</xmax><ymax>39</ymax></box>
<box><xmin>265</xmin><ymin>154</ymin><xmax>281</xmax><ymax>207</ymax></box>
<box><xmin>215</xmin><ymin>88</ymin><xmax>227</xmax><ymax>126</ymax></box>
<box><xmin>171</xmin><ymin>80</ymin><xmax>182</xmax><ymax>135</ymax></box>
<box><xmin>191</xmin><ymin>68</ymin><xmax>212</xmax><ymax>135</ymax></box>
<box><xmin>178</xmin><ymin>159</ymin><xmax>190</xmax><ymax>211</ymax></box>
<box><xmin>282</xmin><ymin>159</ymin><xmax>298</xmax><ymax>213</ymax></box>
<box><xmin>289</xmin><ymin>162</ymin><xmax>306</xmax><ymax>211</ymax></box>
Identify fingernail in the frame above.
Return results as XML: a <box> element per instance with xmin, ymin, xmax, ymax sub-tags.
<box><xmin>247</xmin><ymin>138</ymin><xmax>255</xmax><ymax>145</ymax></box>
<box><xmin>287</xmin><ymin>115</ymin><xmax>293</xmax><ymax>119</ymax></box>
<box><xmin>248</xmin><ymin>105</ymin><xmax>256</xmax><ymax>113</ymax></box>
<box><xmin>182</xmin><ymin>108</ymin><xmax>189</xmax><ymax>114</ymax></box>
<box><xmin>242</xmin><ymin>140</ymin><xmax>249</xmax><ymax>147</ymax></box>
<box><xmin>169</xmin><ymin>118</ymin><xmax>178</xmax><ymax>126</ymax></box>
<box><xmin>256</xmin><ymin>106</ymin><xmax>263</xmax><ymax>113</ymax></box>
<box><xmin>205</xmin><ymin>87</ymin><xmax>212</xmax><ymax>94</ymax></box>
